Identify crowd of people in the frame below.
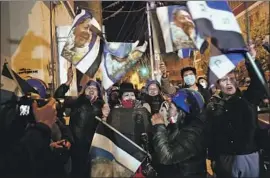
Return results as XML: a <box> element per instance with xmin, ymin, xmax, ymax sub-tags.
<box><xmin>0</xmin><ymin>44</ymin><xmax>269</xmax><ymax>178</ymax></box>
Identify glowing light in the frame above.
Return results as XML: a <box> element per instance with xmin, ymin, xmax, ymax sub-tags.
<box><xmin>139</xmin><ymin>67</ymin><xmax>149</xmax><ymax>77</ymax></box>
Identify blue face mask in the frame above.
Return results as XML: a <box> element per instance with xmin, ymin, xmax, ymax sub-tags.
<box><xmin>184</xmin><ymin>75</ymin><xmax>196</xmax><ymax>86</ymax></box>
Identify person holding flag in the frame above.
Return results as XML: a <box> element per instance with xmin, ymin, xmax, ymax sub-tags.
<box><xmin>206</xmin><ymin>44</ymin><xmax>270</xmax><ymax>178</ymax></box>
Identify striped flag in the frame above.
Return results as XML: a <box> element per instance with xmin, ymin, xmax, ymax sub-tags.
<box><xmin>151</xmin><ymin>5</ymin><xmax>208</xmax><ymax>54</ymax></box>
<box><xmin>186</xmin><ymin>1</ymin><xmax>248</xmax><ymax>85</ymax></box>
<box><xmin>207</xmin><ymin>44</ymin><xmax>245</xmax><ymax>86</ymax></box>
<box><xmin>101</xmin><ymin>41</ymin><xmax>148</xmax><ymax>90</ymax></box>
<box><xmin>61</xmin><ymin>9</ymin><xmax>102</xmax><ymax>78</ymax></box>
<box><xmin>1</xmin><ymin>63</ymin><xmax>38</xmax><ymax>103</ymax></box>
<box><xmin>90</xmin><ymin>121</ymin><xmax>147</xmax><ymax>177</ymax></box>
<box><xmin>187</xmin><ymin>1</ymin><xmax>247</xmax><ymax>52</ymax></box>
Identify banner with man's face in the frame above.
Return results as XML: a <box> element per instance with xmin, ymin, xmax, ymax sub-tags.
<box><xmin>61</xmin><ymin>9</ymin><xmax>102</xmax><ymax>77</ymax></box>
<box><xmin>154</xmin><ymin>5</ymin><xmax>207</xmax><ymax>54</ymax></box>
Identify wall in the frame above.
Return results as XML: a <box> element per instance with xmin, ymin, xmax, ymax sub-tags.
<box><xmin>1</xmin><ymin>1</ymin><xmax>78</xmax><ymax>96</ymax></box>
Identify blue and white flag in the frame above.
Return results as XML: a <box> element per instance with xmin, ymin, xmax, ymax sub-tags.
<box><xmin>207</xmin><ymin>44</ymin><xmax>245</xmax><ymax>86</ymax></box>
<box><xmin>61</xmin><ymin>9</ymin><xmax>102</xmax><ymax>77</ymax></box>
<box><xmin>101</xmin><ymin>41</ymin><xmax>148</xmax><ymax>90</ymax></box>
<box><xmin>90</xmin><ymin>121</ymin><xmax>147</xmax><ymax>177</ymax></box>
<box><xmin>187</xmin><ymin>1</ymin><xmax>247</xmax><ymax>52</ymax></box>
<box><xmin>178</xmin><ymin>48</ymin><xmax>194</xmax><ymax>59</ymax></box>
<box><xmin>153</xmin><ymin>5</ymin><xmax>208</xmax><ymax>54</ymax></box>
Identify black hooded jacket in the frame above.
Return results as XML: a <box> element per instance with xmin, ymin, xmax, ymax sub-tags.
<box><xmin>54</xmin><ymin>84</ymin><xmax>104</xmax><ymax>177</ymax></box>
<box><xmin>152</xmin><ymin>113</ymin><xmax>207</xmax><ymax>178</ymax></box>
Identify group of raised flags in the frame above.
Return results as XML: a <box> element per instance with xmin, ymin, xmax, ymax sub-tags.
<box><xmin>153</xmin><ymin>1</ymin><xmax>247</xmax><ymax>86</ymax></box>
<box><xmin>0</xmin><ymin>1</ymin><xmax>257</xmax><ymax>177</ymax></box>
<box><xmin>59</xmin><ymin>1</ymin><xmax>248</xmax><ymax>91</ymax></box>
<box><xmin>59</xmin><ymin>2</ymin><xmax>250</xmax><ymax>175</ymax></box>
<box><xmin>61</xmin><ymin>9</ymin><xmax>148</xmax><ymax>91</ymax></box>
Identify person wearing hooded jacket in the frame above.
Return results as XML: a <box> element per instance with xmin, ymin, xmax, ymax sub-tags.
<box><xmin>152</xmin><ymin>89</ymin><xmax>206</xmax><ymax>178</ymax></box>
<box><xmin>54</xmin><ymin>69</ymin><xmax>110</xmax><ymax>178</ymax></box>
<box><xmin>151</xmin><ymin>89</ymin><xmax>207</xmax><ymax>178</ymax></box>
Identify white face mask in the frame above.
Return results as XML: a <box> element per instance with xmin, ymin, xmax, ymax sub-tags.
<box><xmin>200</xmin><ymin>82</ymin><xmax>207</xmax><ymax>89</ymax></box>
<box><xmin>184</xmin><ymin>75</ymin><xmax>196</xmax><ymax>86</ymax></box>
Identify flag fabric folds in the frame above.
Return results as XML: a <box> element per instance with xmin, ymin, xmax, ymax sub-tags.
<box><xmin>186</xmin><ymin>1</ymin><xmax>248</xmax><ymax>85</ymax></box>
<box><xmin>61</xmin><ymin>9</ymin><xmax>102</xmax><ymax>78</ymax></box>
<box><xmin>101</xmin><ymin>41</ymin><xmax>148</xmax><ymax>90</ymax></box>
<box><xmin>1</xmin><ymin>63</ymin><xmax>38</xmax><ymax>103</ymax></box>
<box><xmin>187</xmin><ymin>1</ymin><xmax>247</xmax><ymax>52</ymax></box>
<box><xmin>152</xmin><ymin>5</ymin><xmax>208</xmax><ymax>54</ymax></box>
<box><xmin>90</xmin><ymin>121</ymin><xmax>147</xmax><ymax>177</ymax></box>
<box><xmin>207</xmin><ymin>45</ymin><xmax>245</xmax><ymax>86</ymax></box>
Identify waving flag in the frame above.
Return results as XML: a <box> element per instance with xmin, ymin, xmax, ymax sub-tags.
<box><xmin>207</xmin><ymin>44</ymin><xmax>245</xmax><ymax>86</ymax></box>
<box><xmin>152</xmin><ymin>5</ymin><xmax>208</xmax><ymax>54</ymax></box>
<box><xmin>101</xmin><ymin>41</ymin><xmax>148</xmax><ymax>90</ymax></box>
<box><xmin>1</xmin><ymin>63</ymin><xmax>38</xmax><ymax>103</ymax></box>
<box><xmin>187</xmin><ymin>1</ymin><xmax>247</xmax><ymax>52</ymax></box>
<box><xmin>61</xmin><ymin>9</ymin><xmax>102</xmax><ymax>77</ymax></box>
<box><xmin>90</xmin><ymin>120</ymin><xmax>147</xmax><ymax>177</ymax></box>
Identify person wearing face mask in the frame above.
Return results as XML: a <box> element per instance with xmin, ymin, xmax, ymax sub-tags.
<box><xmin>107</xmin><ymin>84</ymin><xmax>120</xmax><ymax>109</ymax></box>
<box><xmin>143</xmin><ymin>80</ymin><xmax>165</xmax><ymax>115</ymax></box>
<box><xmin>151</xmin><ymin>89</ymin><xmax>207</xmax><ymax>178</ymax></box>
<box><xmin>160</xmin><ymin>62</ymin><xmax>211</xmax><ymax>104</ymax></box>
<box><xmin>115</xmin><ymin>82</ymin><xmax>145</xmax><ymax>109</ymax></box>
<box><xmin>198</xmin><ymin>77</ymin><xmax>208</xmax><ymax>89</ymax></box>
<box><xmin>206</xmin><ymin>44</ymin><xmax>270</xmax><ymax>178</ymax></box>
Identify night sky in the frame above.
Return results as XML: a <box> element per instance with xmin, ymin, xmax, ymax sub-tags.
<box><xmin>101</xmin><ymin>1</ymin><xmax>187</xmax><ymax>43</ymax></box>
<box><xmin>102</xmin><ymin>1</ymin><xmax>147</xmax><ymax>43</ymax></box>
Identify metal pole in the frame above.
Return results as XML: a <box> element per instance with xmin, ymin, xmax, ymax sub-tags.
<box><xmin>50</xmin><ymin>2</ymin><xmax>55</xmax><ymax>95</ymax></box>
<box><xmin>102</xmin><ymin>25</ymin><xmax>108</xmax><ymax>103</ymax></box>
<box><xmin>246</xmin><ymin>52</ymin><xmax>270</xmax><ymax>98</ymax></box>
<box><xmin>146</xmin><ymin>2</ymin><xmax>155</xmax><ymax>80</ymax></box>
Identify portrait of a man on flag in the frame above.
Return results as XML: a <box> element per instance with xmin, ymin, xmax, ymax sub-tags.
<box><xmin>169</xmin><ymin>6</ymin><xmax>196</xmax><ymax>50</ymax></box>
<box><xmin>61</xmin><ymin>9</ymin><xmax>101</xmax><ymax>75</ymax></box>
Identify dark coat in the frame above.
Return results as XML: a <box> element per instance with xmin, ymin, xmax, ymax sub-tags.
<box><xmin>206</xmin><ymin>60</ymin><xmax>270</xmax><ymax>177</ymax></box>
<box><xmin>152</xmin><ymin>115</ymin><xmax>207</xmax><ymax>178</ymax></box>
<box><xmin>54</xmin><ymin>84</ymin><xmax>104</xmax><ymax>177</ymax></box>
<box><xmin>0</xmin><ymin>122</ymin><xmax>52</xmax><ymax>178</ymax></box>
<box><xmin>207</xmin><ymin>60</ymin><xmax>268</xmax><ymax>160</ymax></box>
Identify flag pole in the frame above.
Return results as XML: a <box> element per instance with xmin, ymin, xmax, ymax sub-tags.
<box><xmin>244</xmin><ymin>3</ymin><xmax>269</xmax><ymax>98</ymax></box>
<box><xmin>245</xmin><ymin>53</ymin><xmax>270</xmax><ymax>98</ymax></box>
<box><xmin>146</xmin><ymin>2</ymin><xmax>155</xmax><ymax>80</ymax></box>
<box><xmin>95</xmin><ymin>116</ymin><xmax>147</xmax><ymax>154</ymax></box>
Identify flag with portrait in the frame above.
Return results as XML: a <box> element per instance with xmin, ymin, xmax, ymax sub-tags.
<box><xmin>101</xmin><ymin>41</ymin><xmax>148</xmax><ymax>90</ymax></box>
<box><xmin>151</xmin><ymin>5</ymin><xmax>208</xmax><ymax>55</ymax></box>
<box><xmin>61</xmin><ymin>9</ymin><xmax>102</xmax><ymax>78</ymax></box>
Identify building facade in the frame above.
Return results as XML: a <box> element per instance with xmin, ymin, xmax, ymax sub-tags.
<box><xmin>1</xmin><ymin>1</ymin><xmax>103</xmax><ymax>95</ymax></box>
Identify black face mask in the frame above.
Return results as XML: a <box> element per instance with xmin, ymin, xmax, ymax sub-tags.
<box><xmin>109</xmin><ymin>91</ymin><xmax>120</xmax><ymax>106</ymax></box>
<box><xmin>144</xmin><ymin>94</ymin><xmax>164</xmax><ymax>114</ymax></box>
